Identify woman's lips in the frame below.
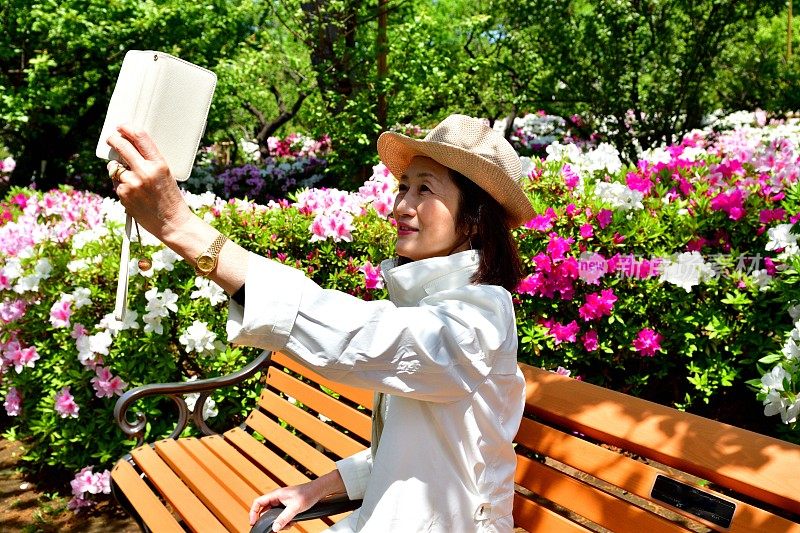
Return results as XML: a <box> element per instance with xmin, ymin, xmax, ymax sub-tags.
<box><xmin>397</xmin><ymin>224</ymin><xmax>418</xmax><ymax>236</ymax></box>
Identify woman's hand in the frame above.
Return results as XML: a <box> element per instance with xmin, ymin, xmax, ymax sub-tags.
<box><xmin>105</xmin><ymin>124</ymin><xmax>194</xmax><ymax>241</ymax></box>
<box><xmin>249</xmin><ymin>482</ymin><xmax>321</xmax><ymax>531</ymax></box>
<box><xmin>250</xmin><ymin>469</ymin><xmax>347</xmax><ymax>531</ymax></box>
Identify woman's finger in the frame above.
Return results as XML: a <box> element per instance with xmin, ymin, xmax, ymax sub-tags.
<box><xmin>106</xmin><ymin>132</ymin><xmax>145</xmax><ymax>174</ymax></box>
<box><xmin>117</xmin><ymin>124</ymin><xmax>164</xmax><ymax>162</ymax></box>
<box><xmin>249</xmin><ymin>493</ymin><xmax>280</xmax><ymax>525</ymax></box>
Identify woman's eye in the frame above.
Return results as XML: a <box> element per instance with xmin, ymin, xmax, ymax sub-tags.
<box><xmin>397</xmin><ymin>183</ymin><xmax>408</xmax><ymax>192</ymax></box>
<box><xmin>420</xmin><ymin>184</ymin><xmax>431</xmax><ymax>193</ymax></box>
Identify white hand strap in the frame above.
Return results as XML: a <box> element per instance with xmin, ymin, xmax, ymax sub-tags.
<box><xmin>114</xmin><ymin>213</ymin><xmax>132</xmax><ymax>321</ymax></box>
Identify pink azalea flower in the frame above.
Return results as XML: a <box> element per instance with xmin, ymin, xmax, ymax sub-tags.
<box><xmin>49</xmin><ymin>298</ymin><xmax>73</xmax><ymax>328</ymax></box>
<box><xmin>578</xmin><ymin>289</ymin><xmax>617</xmax><ymax>321</ymax></box>
<box><xmin>554</xmin><ymin>366</ymin><xmax>572</xmax><ymax>377</ymax></box>
<box><xmin>596</xmin><ymin>209</ymin><xmax>613</xmax><ymax>229</ymax></box>
<box><xmin>546</xmin><ymin>320</ymin><xmax>580</xmax><ymax>345</ymax></box>
<box><xmin>359</xmin><ymin>261</ymin><xmax>384</xmax><ymax>289</ymax></box>
<box><xmin>532</xmin><ymin>253</ymin><xmax>552</xmax><ymax>273</ymax></box>
<box><xmin>632</xmin><ymin>328</ymin><xmax>663</xmax><ymax>357</ymax></box>
<box><xmin>516</xmin><ymin>274</ymin><xmax>542</xmax><ymax>295</ymax></box>
<box><xmin>4</xmin><ymin>386</ymin><xmax>21</xmax><ymax>416</ymax></box>
<box><xmin>709</xmin><ymin>188</ymin><xmax>746</xmax><ymax>221</ymax></box>
<box><xmin>54</xmin><ymin>387</ymin><xmax>80</xmax><ymax>418</ymax></box>
<box><xmin>579</xmin><ymin>223</ymin><xmax>594</xmax><ymax>239</ymax></box>
<box><xmin>90</xmin><ymin>367</ymin><xmax>128</xmax><ymax>398</ymax></box>
<box><xmin>626</xmin><ymin>172</ymin><xmax>653</xmax><ymax>195</ymax></box>
<box><xmin>7</xmin><ymin>344</ymin><xmax>39</xmax><ymax>373</ymax></box>
<box><xmin>565</xmin><ymin>203</ymin><xmax>578</xmax><ymax>217</ymax></box>
<box><xmin>582</xmin><ymin>330</ymin><xmax>599</xmax><ymax>351</ymax></box>
<box><xmin>561</xmin><ymin>164</ymin><xmax>580</xmax><ymax>190</ymax></box>
<box><xmin>0</xmin><ymin>299</ymin><xmax>26</xmax><ymax>323</ymax></box>
<box><xmin>759</xmin><ymin>208</ymin><xmax>786</xmax><ymax>224</ymax></box>
<box><xmin>525</xmin><ymin>207</ymin><xmax>558</xmax><ymax>232</ymax></box>
<box><xmin>71</xmin><ymin>323</ymin><xmax>88</xmax><ymax>339</ymax></box>
<box><xmin>546</xmin><ymin>233</ymin><xmax>574</xmax><ymax>260</ymax></box>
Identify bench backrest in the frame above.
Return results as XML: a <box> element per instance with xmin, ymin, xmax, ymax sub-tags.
<box><xmin>513</xmin><ymin>363</ymin><xmax>800</xmax><ymax>533</ymax></box>
<box><xmin>244</xmin><ymin>352</ymin><xmax>372</xmax><ymax>486</ymax></box>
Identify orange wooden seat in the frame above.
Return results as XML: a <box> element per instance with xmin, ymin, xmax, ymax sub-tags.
<box><xmin>112</xmin><ymin>354</ymin><xmax>800</xmax><ymax>532</ymax></box>
<box><xmin>112</xmin><ymin>352</ymin><xmax>371</xmax><ymax>533</ymax></box>
<box><xmin>512</xmin><ymin>364</ymin><xmax>800</xmax><ymax>533</ymax></box>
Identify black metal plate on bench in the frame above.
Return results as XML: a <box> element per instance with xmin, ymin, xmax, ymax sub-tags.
<box><xmin>651</xmin><ymin>474</ymin><xmax>736</xmax><ymax>528</ymax></box>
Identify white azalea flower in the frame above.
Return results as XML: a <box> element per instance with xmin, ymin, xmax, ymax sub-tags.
<box><xmin>783</xmin><ymin>337</ymin><xmax>800</xmax><ymax>361</ymax></box>
<box><xmin>184</xmin><ymin>376</ymin><xmax>219</xmax><ymax>421</ymax></box>
<box><xmin>152</xmin><ymin>248</ymin><xmax>180</xmax><ymax>272</ymax></box>
<box><xmin>179</xmin><ymin>320</ymin><xmax>219</xmax><ymax>354</ymax></box>
<box><xmin>640</xmin><ymin>147</ymin><xmax>672</xmax><ymax>165</ymax></box>
<box><xmin>766</xmin><ymin>224</ymin><xmax>799</xmax><ymax>256</ymax></box>
<box><xmin>99</xmin><ymin>310</ymin><xmax>139</xmax><ymax>336</ymax></box>
<box><xmin>763</xmin><ymin>389</ymin><xmax>787</xmax><ymax>417</ymax></box>
<box><xmin>750</xmin><ymin>269</ymin><xmax>772</xmax><ymax>291</ymax></box>
<box><xmin>593</xmin><ymin>182</ymin><xmax>644</xmax><ymax>211</ymax></box>
<box><xmin>583</xmin><ymin>143</ymin><xmax>622</xmax><ymax>174</ymax></box>
<box><xmin>13</xmin><ymin>274</ymin><xmax>41</xmax><ymax>294</ymax></box>
<box><xmin>659</xmin><ymin>251</ymin><xmax>715</xmax><ymax>292</ymax></box>
<box><xmin>191</xmin><ymin>277</ymin><xmax>227</xmax><ymax>306</ymax></box>
<box><xmin>545</xmin><ymin>141</ymin><xmax>581</xmax><ymax>164</ymax></box>
<box><xmin>783</xmin><ymin>399</ymin><xmax>800</xmax><ymax>424</ymax></box>
<box><xmin>34</xmin><ymin>258</ymin><xmax>52</xmax><ymax>278</ymax></box>
<box><xmin>761</xmin><ymin>365</ymin><xmax>788</xmax><ymax>392</ymax></box>
<box><xmin>142</xmin><ymin>313</ymin><xmax>164</xmax><ymax>335</ymax></box>
<box><xmin>71</xmin><ymin>287</ymin><xmax>92</xmax><ymax>309</ymax></box>
<box><xmin>2</xmin><ymin>258</ymin><xmax>23</xmax><ymax>280</ymax></box>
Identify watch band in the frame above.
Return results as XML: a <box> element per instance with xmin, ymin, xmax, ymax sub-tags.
<box><xmin>195</xmin><ymin>233</ymin><xmax>228</xmax><ymax>276</ymax></box>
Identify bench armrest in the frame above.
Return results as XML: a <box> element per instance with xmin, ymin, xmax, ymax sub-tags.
<box><xmin>249</xmin><ymin>497</ymin><xmax>363</xmax><ymax>533</ymax></box>
<box><xmin>114</xmin><ymin>350</ymin><xmax>273</xmax><ymax>446</ymax></box>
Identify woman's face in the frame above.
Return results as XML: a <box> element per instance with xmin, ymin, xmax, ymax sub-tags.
<box><xmin>393</xmin><ymin>156</ymin><xmax>470</xmax><ymax>261</ymax></box>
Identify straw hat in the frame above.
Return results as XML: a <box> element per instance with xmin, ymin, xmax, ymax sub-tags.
<box><xmin>377</xmin><ymin>114</ymin><xmax>535</xmax><ymax>228</ymax></box>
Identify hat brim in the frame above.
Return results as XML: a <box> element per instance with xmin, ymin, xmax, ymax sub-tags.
<box><xmin>377</xmin><ymin>131</ymin><xmax>535</xmax><ymax>228</ymax></box>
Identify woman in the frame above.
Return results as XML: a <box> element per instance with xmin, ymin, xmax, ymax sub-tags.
<box><xmin>106</xmin><ymin>114</ymin><xmax>535</xmax><ymax>532</ymax></box>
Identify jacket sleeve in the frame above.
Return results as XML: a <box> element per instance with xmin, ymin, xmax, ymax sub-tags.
<box><xmin>335</xmin><ymin>449</ymin><xmax>372</xmax><ymax>500</ymax></box>
<box><xmin>227</xmin><ymin>252</ymin><xmax>518</xmax><ymax>402</ymax></box>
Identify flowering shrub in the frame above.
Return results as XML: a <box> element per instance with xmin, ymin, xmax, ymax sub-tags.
<box><xmin>185</xmin><ymin>133</ymin><xmax>331</xmax><ymax>204</ymax></box>
<box><xmin>513</xmin><ymin>117</ymin><xmax>800</xmax><ymax>441</ymax></box>
<box><xmin>0</xmin><ymin>182</ymin><xmax>394</xmax><ymax>508</ymax></box>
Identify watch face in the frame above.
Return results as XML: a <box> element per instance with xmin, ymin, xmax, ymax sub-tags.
<box><xmin>197</xmin><ymin>255</ymin><xmax>215</xmax><ymax>272</ymax></box>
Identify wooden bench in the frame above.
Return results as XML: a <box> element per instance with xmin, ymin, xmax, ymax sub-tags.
<box><xmin>112</xmin><ymin>352</ymin><xmax>800</xmax><ymax>532</ymax></box>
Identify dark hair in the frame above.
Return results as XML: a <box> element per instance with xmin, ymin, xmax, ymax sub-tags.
<box><xmin>450</xmin><ymin>169</ymin><xmax>524</xmax><ymax>292</ymax></box>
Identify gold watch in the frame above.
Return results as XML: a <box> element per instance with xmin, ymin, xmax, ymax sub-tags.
<box><xmin>194</xmin><ymin>233</ymin><xmax>228</xmax><ymax>277</ymax></box>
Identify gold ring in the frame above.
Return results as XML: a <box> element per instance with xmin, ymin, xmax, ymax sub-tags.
<box><xmin>110</xmin><ymin>162</ymin><xmax>125</xmax><ymax>182</ymax></box>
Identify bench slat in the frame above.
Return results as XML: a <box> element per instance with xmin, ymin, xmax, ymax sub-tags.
<box><xmin>515</xmin><ymin>454</ymin><xmax>690</xmax><ymax>533</ymax></box>
<box><xmin>516</xmin><ymin>417</ymin><xmax>800</xmax><ymax>533</ymax></box>
<box><xmin>178</xmin><ymin>437</ymin><xmax>259</xmax><ymax>509</ymax></box>
<box><xmin>246</xmin><ymin>409</ymin><xmax>337</xmax><ymax>476</ymax></box>
<box><xmin>512</xmin><ymin>493</ymin><xmax>590</xmax><ymax>532</ymax></box>
<box><xmin>205</xmin><ymin>435</ymin><xmax>336</xmax><ymax>531</ymax></box>
<box><xmin>202</xmin><ymin>434</ymin><xmax>280</xmax><ymax>495</ymax></box>
<box><xmin>520</xmin><ymin>364</ymin><xmax>800</xmax><ymax>516</ymax></box>
<box><xmin>267</xmin><ymin>366</ymin><xmax>372</xmax><ymax>441</ymax></box>
<box><xmin>225</xmin><ymin>427</ymin><xmax>313</xmax><ymax>487</ymax></box>
<box><xmin>111</xmin><ymin>459</ymin><xmax>185</xmax><ymax>533</ymax></box>
<box><xmin>258</xmin><ymin>388</ymin><xmax>365</xmax><ymax>458</ymax></box>
<box><xmin>130</xmin><ymin>445</ymin><xmax>227</xmax><ymax>532</ymax></box>
<box><xmin>154</xmin><ymin>438</ymin><xmax>250</xmax><ymax>532</ymax></box>
<box><xmin>271</xmin><ymin>352</ymin><xmax>374</xmax><ymax>409</ymax></box>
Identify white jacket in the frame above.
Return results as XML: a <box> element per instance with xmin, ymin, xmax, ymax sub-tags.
<box><xmin>227</xmin><ymin>249</ymin><xmax>525</xmax><ymax>532</ymax></box>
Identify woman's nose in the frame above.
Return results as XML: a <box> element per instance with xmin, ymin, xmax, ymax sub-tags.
<box><xmin>393</xmin><ymin>193</ymin><xmax>417</xmax><ymax>217</ymax></box>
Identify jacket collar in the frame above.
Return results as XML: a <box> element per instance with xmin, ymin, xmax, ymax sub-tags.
<box><xmin>380</xmin><ymin>250</ymin><xmax>480</xmax><ymax>307</ymax></box>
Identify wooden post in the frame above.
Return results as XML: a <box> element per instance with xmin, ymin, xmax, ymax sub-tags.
<box><xmin>377</xmin><ymin>0</ymin><xmax>389</xmax><ymax>131</ymax></box>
